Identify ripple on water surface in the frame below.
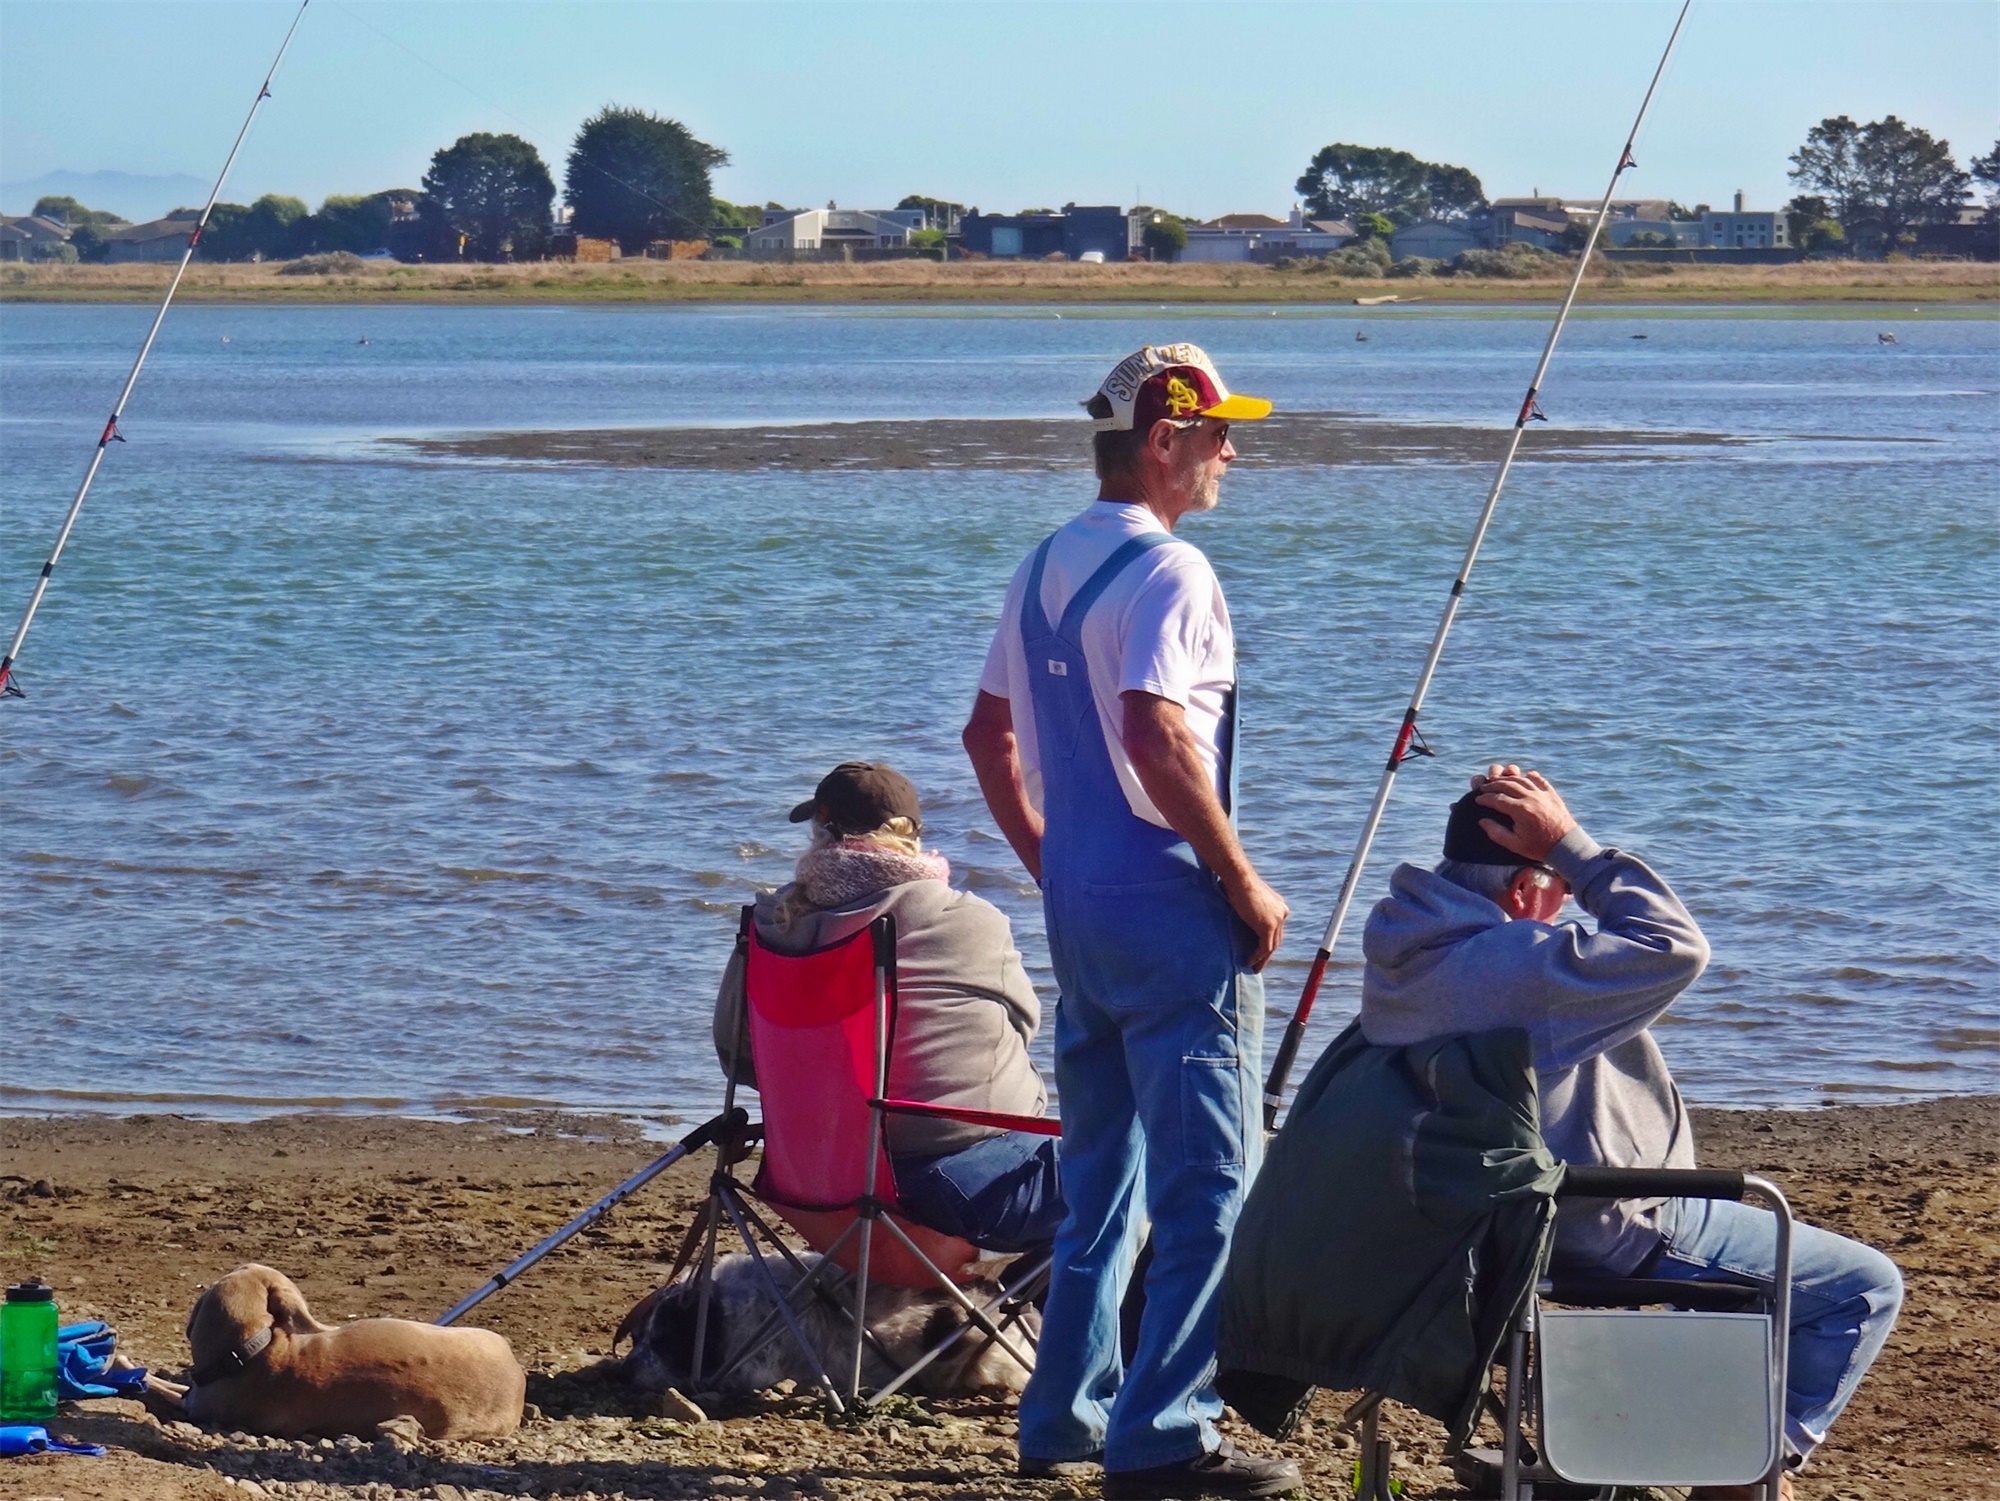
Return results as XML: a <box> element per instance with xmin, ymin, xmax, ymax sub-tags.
<box><xmin>2</xmin><ymin>303</ymin><xmax>1996</xmax><ymax>1122</ymax></box>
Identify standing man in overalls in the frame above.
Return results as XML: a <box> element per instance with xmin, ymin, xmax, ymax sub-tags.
<box><xmin>963</xmin><ymin>344</ymin><xmax>1298</xmax><ymax>1499</ymax></box>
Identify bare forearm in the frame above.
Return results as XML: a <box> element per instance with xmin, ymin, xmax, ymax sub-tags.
<box><xmin>1122</xmin><ymin>705</ymin><xmax>1251</xmax><ymax>884</ymax></box>
<box><xmin>963</xmin><ymin>691</ymin><xmax>1045</xmax><ymax>881</ymax></box>
<box><xmin>1122</xmin><ymin>689</ymin><xmax>1287</xmax><ymax>970</ymax></box>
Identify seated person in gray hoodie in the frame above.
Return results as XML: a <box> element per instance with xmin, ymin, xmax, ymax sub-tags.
<box><xmin>1359</xmin><ymin>764</ymin><xmax>1900</xmax><ymax>1484</ymax></box>
<box><xmin>715</xmin><ymin>761</ymin><xmax>1063</xmax><ymax>1254</ymax></box>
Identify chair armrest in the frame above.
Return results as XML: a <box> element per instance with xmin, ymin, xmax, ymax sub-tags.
<box><xmin>1559</xmin><ymin>1165</ymin><xmax>1745</xmax><ymax>1201</ymax></box>
<box><xmin>871</xmin><ymin>1099</ymin><xmax>1063</xmax><ymax>1137</ymax></box>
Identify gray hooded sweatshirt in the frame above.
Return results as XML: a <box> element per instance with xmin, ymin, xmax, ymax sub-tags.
<box><xmin>714</xmin><ymin>878</ymin><xmax>1049</xmax><ymax>1157</ymax></box>
<box><xmin>1359</xmin><ymin>826</ymin><xmax>1710</xmax><ymax>1273</ymax></box>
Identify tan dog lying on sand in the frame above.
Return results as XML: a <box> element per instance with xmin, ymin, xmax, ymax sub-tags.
<box><xmin>165</xmin><ymin>1263</ymin><xmax>524</xmax><ymax>1439</ymax></box>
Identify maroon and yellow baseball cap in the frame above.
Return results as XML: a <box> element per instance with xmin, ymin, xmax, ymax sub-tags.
<box><xmin>1087</xmin><ymin>342</ymin><xmax>1273</xmax><ymax>432</ymax></box>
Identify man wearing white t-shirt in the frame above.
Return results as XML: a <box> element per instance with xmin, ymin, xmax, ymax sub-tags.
<box><xmin>963</xmin><ymin>345</ymin><xmax>1297</xmax><ymax>1499</ymax></box>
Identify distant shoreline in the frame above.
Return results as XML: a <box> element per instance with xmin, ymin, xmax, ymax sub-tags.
<box><xmin>4</xmin><ymin>257</ymin><xmax>1995</xmax><ymax>306</ymax></box>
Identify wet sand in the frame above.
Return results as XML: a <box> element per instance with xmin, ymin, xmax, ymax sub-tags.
<box><xmin>3</xmin><ymin>1097</ymin><xmax>1995</xmax><ymax>1500</ymax></box>
<box><xmin>388</xmin><ymin>412</ymin><xmax>1780</xmax><ymax>473</ymax></box>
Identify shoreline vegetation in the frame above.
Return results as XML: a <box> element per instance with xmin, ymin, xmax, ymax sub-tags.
<box><xmin>3</xmin><ymin>257</ymin><xmax>1996</xmax><ymax>306</ymax></box>
<box><xmin>2</xmin><ymin>1098</ymin><xmax>1994</xmax><ymax>1500</ymax></box>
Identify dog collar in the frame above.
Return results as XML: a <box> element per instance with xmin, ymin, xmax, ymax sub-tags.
<box><xmin>189</xmin><ymin>1325</ymin><xmax>273</xmax><ymax>1387</ymax></box>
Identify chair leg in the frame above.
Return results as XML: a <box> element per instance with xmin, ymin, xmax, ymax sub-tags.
<box><xmin>1501</xmin><ymin>1322</ymin><xmax>1529</xmax><ymax>1501</ymax></box>
<box><xmin>690</xmin><ymin>1192</ymin><xmax>724</xmax><ymax>1390</ymax></box>
<box><xmin>874</xmin><ymin>1214</ymin><xmax>1039</xmax><ymax>1374</ymax></box>
<box><xmin>716</xmin><ymin>1187</ymin><xmax>851</xmax><ymax>1412</ymax></box>
<box><xmin>868</xmin><ymin>1248</ymin><xmax>1051</xmax><ymax>1405</ymax></box>
<box><xmin>726</xmin><ymin>1194</ymin><xmax>910</xmax><ymax>1374</ymax></box>
<box><xmin>848</xmin><ymin>1206</ymin><xmax>875</xmax><ymax>1402</ymax></box>
<box><xmin>1356</xmin><ymin>1402</ymin><xmax>1397</xmax><ymax>1501</ymax></box>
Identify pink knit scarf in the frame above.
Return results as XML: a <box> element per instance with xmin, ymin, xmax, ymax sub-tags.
<box><xmin>793</xmin><ymin>839</ymin><xmax>950</xmax><ymax>910</ymax></box>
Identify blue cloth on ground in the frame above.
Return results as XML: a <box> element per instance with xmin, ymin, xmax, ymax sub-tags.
<box><xmin>0</xmin><ymin>1424</ymin><xmax>105</xmax><ymax>1457</ymax></box>
<box><xmin>56</xmin><ymin>1321</ymin><xmax>148</xmax><ymax>1400</ymax></box>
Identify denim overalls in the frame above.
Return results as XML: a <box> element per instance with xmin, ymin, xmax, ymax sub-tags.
<box><xmin>1014</xmin><ymin>530</ymin><xmax>1265</xmax><ymax>1470</ymax></box>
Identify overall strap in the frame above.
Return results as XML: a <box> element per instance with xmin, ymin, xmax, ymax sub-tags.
<box><xmin>1020</xmin><ymin>536</ymin><xmax>1058</xmax><ymax>638</ymax></box>
<box><xmin>1056</xmin><ymin>530</ymin><xmax>1176</xmax><ymax>641</ymax></box>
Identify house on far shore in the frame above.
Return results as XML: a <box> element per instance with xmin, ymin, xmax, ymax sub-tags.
<box><xmin>1699</xmin><ymin>192</ymin><xmax>1789</xmax><ymax>250</ymax></box>
<box><xmin>1488</xmin><ymin>198</ymin><xmax>1572</xmax><ymax>250</ymax></box>
<box><xmin>959</xmin><ymin>204</ymin><xmax>1138</xmax><ymax>261</ymax></box>
<box><xmin>101</xmin><ymin>210</ymin><xmax>202</xmax><ymax>263</ymax></box>
<box><xmin>0</xmin><ymin>214</ymin><xmax>74</xmax><ymax>260</ymax></box>
<box><xmin>1181</xmin><ymin>210</ymin><xmax>1352</xmax><ymax>262</ymax></box>
<box><xmin>1390</xmin><ymin>218</ymin><xmax>1484</xmax><ymax>260</ymax></box>
<box><xmin>1915</xmin><ymin>206</ymin><xmax>1999</xmax><ymax>260</ymax></box>
<box><xmin>748</xmin><ymin>205</ymin><xmax>924</xmax><ymax>255</ymax></box>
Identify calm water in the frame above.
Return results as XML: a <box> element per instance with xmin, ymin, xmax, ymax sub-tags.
<box><xmin>3</xmin><ymin>302</ymin><xmax>1996</xmax><ymax>1126</ymax></box>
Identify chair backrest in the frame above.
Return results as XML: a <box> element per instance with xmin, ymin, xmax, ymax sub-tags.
<box><xmin>1538</xmin><ymin>1309</ymin><xmax>1778</xmax><ymax>1486</ymax></box>
<box><xmin>739</xmin><ymin>908</ymin><xmax>983</xmax><ymax>1287</ymax></box>
<box><xmin>742</xmin><ymin>912</ymin><xmax>894</xmax><ymax>1212</ymax></box>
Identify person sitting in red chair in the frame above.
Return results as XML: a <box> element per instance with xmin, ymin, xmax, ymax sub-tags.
<box><xmin>714</xmin><ymin>760</ymin><xmax>1064</xmax><ymax>1254</ymax></box>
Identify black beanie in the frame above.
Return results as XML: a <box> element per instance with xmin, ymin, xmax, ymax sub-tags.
<box><xmin>1443</xmin><ymin>789</ymin><xmax>1533</xmax><ymax>867</ymax></box>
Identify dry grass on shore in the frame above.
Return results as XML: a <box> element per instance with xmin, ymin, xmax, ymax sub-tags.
<box><xmin>3</xmin><ymin>256</ymin><xmax>1995</xmax><ymax>305</ymax></box>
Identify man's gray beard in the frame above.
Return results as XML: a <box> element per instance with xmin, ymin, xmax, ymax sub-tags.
<box><xmin>1187</xmin><ymin>472</ymin><xmax>1222</xmax><ymax>512</ymax></box>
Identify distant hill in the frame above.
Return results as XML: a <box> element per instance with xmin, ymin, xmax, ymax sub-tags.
<box><xmin>0</xmin><ymin>170</ymin><xmax>209</xmax><ymax>222</ymax></box>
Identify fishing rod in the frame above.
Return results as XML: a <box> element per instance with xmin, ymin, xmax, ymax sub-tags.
<box><xmin>0</xmin><ymin>0</ymin><xmax>311</xmax><ymax>702</ymax></box>
<box><xmin>1261</xmin><ymin>0</ymin><xmax>1694</xmax><ymax>1132</ymax></box>
<box><xmin>436</xmin><ymin>1108</ymin><xmax>747</xmax><ymax>1327</ymax></box>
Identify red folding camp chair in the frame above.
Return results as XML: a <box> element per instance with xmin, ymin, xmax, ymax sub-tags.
<box><xmin>671</xmin><ymin>907</ymin><xmax>1058</xmax><ymax>1407</ymax></box>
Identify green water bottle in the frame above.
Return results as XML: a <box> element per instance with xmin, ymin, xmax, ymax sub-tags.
<box><xmin>0</xmin><ymin>1281</ymin><xmax>59</xmax><ymax>1422</ymax></box>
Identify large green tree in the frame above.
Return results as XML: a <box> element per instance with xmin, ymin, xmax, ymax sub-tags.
<box><xmin>306</xmin><ymin>191</ymin><xmax>414</xmax><ymax>255</ymax></box>
<box><xmin>1971</xmin><ymin>141</ymin><xmax>2000</xmax><ymax>219</ymax></box>
<box><xmin>423</xmin><ymin>132</ymin><xmax>554</xmax><ymax>261</ymax></box>
<box><xmin>1789</xmin><ymin>114</ymin><xmax>1968</xmax><ymax>255</ymax></box>
<box><xmin>201</xmin><ymin>194</ymin><xmax>310</xmax><ymax>261</ymax></box>
<box><xmin>1423</xmin><ymin>163</ymin><xmax>1488</xmax><ymax>221</ymax></box>
<box><xmin>1295</xmin><ymin>144</ymin><xmax>1480</xmax><ymax>226</ymax></box>
<box><xmin>565</xmin><ymin>106</ymin><xmax>727</xmax><ymax>253</ymax></box>
<box><xmin>31</xmin><ymin>195</ymin><xmax>127</xmax><ymax>230</ymax></box>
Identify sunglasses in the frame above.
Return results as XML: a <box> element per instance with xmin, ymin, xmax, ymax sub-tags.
<box><xmin>1169</xmin><ymin>417</ymin><xmax>1230</xmax><ymax>446</ymax></box>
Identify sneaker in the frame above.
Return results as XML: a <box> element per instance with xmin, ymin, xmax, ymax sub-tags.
<box><xmin>1018</xmin><ymin>1451</ymin><xmax>1104</xmax><ymax>1479</ymax></box>
<box><xmin>1102</xmin><ymin>1439</ymin><xmax>1302</xmax><ymax>1499</ymax></box>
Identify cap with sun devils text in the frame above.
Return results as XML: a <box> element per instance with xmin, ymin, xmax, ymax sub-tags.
<box><xmin>1086</xmin><ymin>342</ymin><xmax>1274</xmax><ymax>432</ymax></box>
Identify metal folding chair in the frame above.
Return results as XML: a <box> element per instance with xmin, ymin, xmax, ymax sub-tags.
<box><xmin>665</xmin><ymin>907</ymin><xmax>1057</xmax><ymax>1410</ymax></box>
<box><xmin>1449</xmin><ymin>1164</ymin><xmax>1794</xmax><ymax>1501</ymax></box>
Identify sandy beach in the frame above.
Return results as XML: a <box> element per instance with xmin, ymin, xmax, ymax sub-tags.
<box><xmin>2</xmin><ymin>1098</ymin><xmax>1994</xmax><ymax>1500</ymax></box>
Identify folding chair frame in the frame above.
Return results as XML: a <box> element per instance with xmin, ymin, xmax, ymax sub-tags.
<box><xmin>1345</xmin><ymin>1167</ymin><xmax>1794</xmax><ymax>1501</ymax></box>
<box><xmin>667</xmin><ymin>909</ymin><xmax>1054</xmax><ymax>1411</ymax></box>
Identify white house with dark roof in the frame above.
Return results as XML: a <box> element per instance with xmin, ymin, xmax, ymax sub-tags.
<box><xmin>1180</xmin><ymin>209</ymin><xmax>1352</xmax><ymax>262</ymax></box>
<box><xmin>748</xmin><ymin>206</ymin><xmax>925</xmax><ymax>254</ymax></box>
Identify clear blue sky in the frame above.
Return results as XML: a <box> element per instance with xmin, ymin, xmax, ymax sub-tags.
<box><xmin>3</xmin><ymin>1</ymin><xmax>1995</xmax><ymax>219</ymax></box>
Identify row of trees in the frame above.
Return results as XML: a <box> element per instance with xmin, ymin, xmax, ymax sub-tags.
<box><xmin>397</xmin><ymin>106</ymin><xmax>734</xmax><ymax>261</ymax></box>
<box><xmin>140</xmin><ymin>105</ymin><xmax>738</xmax><ymax>264</ymax></box>
<box><xmin>1788</xmin><ymin>115</ymin><xmax>1997</xmax><ymax>256</ymax></box>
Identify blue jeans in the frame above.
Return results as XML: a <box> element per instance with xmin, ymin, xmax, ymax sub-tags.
<box><xmin>1018</xmin><ymin>889</ymin><xmax>1264</xmax><ymax>1471</ymax></box>
<box><xmin>1645</xmin><ymin>1196</ymin><xmax>1903</xmax><ymax>1461</ymax></box>
<box><xmin>893</xmin><ymin>1129</ymin><xmax>1066</xmax><ymax>1255</ymax></box>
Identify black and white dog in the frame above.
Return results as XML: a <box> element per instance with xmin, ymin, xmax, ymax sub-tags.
<box><xmin>614</xmin><ymin>1252</ymin><xmax>1038</xmax><ymax>1399</ymax></box>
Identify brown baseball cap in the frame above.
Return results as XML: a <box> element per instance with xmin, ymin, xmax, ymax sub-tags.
<box><xmin>788</xmin><ymin>761</ymin><xmax>923</xmax><ymax>835</ymax></box>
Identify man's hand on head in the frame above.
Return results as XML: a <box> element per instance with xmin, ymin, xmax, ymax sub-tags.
<box><xmin>1472</xmin><ymin>764</ymin><xmax>1577</xmax><ymax>863</ymax></box>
